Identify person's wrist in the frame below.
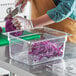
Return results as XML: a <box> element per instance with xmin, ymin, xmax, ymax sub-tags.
<box><xmin>23</xmin><ymin>20</ymin><xmax>33</xmax><ymax>30</ymax></box>
<box><xmin>32</xmin><ymin>19</ymin><xmax>40</xmax><ymax>27</ymax></box>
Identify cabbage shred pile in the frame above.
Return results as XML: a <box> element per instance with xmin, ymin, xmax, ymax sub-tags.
<box><xmin>0</xmin><ymin>27</ymin><xmax>2</xmax><ymax>33</ymax></box>
<box><xmin>29</xmin><ymin>41</ymin><xmax>63</xmax><ymax>62</ymax></box>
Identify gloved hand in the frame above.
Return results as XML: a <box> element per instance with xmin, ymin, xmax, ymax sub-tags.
<box><xmin>12</xmin><ymin>16</ymin><xmax>33</xmax><ymax>30</ymax></box>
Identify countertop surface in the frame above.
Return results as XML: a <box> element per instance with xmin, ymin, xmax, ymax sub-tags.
<box><xmin>0</xmin><ymin>42</ymin><xmax>76</xmax><ymax>76</ymax></box>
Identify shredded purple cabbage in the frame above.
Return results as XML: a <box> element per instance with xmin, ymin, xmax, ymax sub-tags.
<box><xmin>0</xmin><ymin>27</ymin><xmax>2</xmax><ymax>33</ymax></box>
<box><xmin>29</xmin><ymin>41</ymin><xmax>63</xmax><ymax>61</ymax></box>
<box><xmin>5</xmin><ymin>18</ymin><xmax>23</xmax><ymax>36</ymax></box>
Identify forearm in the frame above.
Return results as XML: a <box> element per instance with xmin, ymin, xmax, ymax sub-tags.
<box><xmin>47</xmin><ymin>0</ymin><xmax>75</xmax><ymax>22</ymax></box>
<box><xmin>32</xmin><ymin>14</ymin><xmax>55</xmax><ymax>27</ymax></box>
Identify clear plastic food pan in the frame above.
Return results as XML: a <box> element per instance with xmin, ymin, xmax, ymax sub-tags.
<box><xmin>8</xmin><ymin>27</ymin><xmax>70</xmax><ymax>65</ymax></box>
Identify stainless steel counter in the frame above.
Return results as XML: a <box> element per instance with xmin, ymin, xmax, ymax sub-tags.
<box><xmin>0</xmin><ymin>42</ymin><xmax>76</xmax><ymax>76</ymax></box>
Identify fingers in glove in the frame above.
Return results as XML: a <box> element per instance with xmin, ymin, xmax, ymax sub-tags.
<box><xmin>16</xmin><ymin>26</ymin><xmax>21</xmax><ymax>30</ymax></box>
<box><xmin>12</xmin><ymin>19</ymin><xmax>21</xmax><ymax>27</ymax></box>
<box><xmin>12</xmin><ymin>18</ymin><xmax>18</xmax><ymax>24</ymax></box>
<box><xmin>12</xmin><ymin>20</ymin><xmax>18</xmax><ymax>25</ymax></box>
<box><xmin>15</xmin><ymin>16</ymin><xmax>24</xmax><ymax>19</ymax></box>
